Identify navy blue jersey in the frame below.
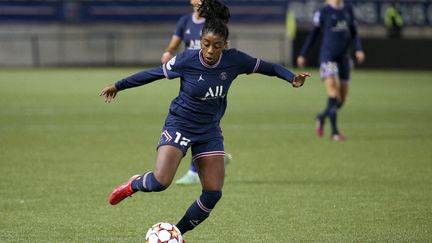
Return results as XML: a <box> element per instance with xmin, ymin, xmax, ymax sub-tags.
<box><xmin>174</xmin><ymin>13</ymin><xmax>205</xmax><ymax>50</ymax></box>
<box><xmin>115</xmin><ymin>48</ymin><xmax>295</xmax><ymax>134</ymax></box>
<box><xmin>300</xmin><ymin>3</ymin><xmax>362</xmax><ymax>62</ymax></box>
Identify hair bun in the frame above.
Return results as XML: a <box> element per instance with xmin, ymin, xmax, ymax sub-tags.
<box><xmin>199</xmin><ymin>0</ymin><xmax>230</xmax><ymax>24</ymax></box>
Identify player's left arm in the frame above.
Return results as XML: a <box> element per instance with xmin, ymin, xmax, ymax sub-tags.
<box><xmin>348</xmin><ymin>5</ymin><xmax>365</xmax><ymax>64</ymax></box>
<box><xmin>235</xmin><ymin>49</ymin><xmax>310</xmax><ymax>88</ymax></box>
<box><xmin>256</xmin><ymin>60</ymin><xmax>310</xmax><ymax>88</ymax></box>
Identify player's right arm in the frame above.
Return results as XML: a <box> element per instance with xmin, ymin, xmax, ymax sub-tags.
<box><xmin>99</xmin><ymin>67</ymin><xmax>168</xmax><ymax>103</ymax></box>
<box><xmin>161</xmin><ymin>36</ymin><xmax>182</xmax><ymax>63</ymax></box>
<box><xmin>297</xmin><ymin>9</ymin><xmax>322</xmax><ymax>67</ymax></box>
<box><xmin>161</xmin><ymin>15</ymin><xmax>187</xmax><ymax>63</ymax></box>
<box><xmin>100</xmin><ymin>53</ymin><xmax>186</xmax><ymax>102</ymax></box>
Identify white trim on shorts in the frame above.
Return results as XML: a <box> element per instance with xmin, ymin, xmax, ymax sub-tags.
<box><xmin>192</xmin><ymin>151</ymin><xmax>225</xmax><ymax>161</ymax></box>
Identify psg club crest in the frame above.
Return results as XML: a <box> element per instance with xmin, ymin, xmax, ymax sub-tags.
<box><xmin>219</xmin><ymin>72</ymin><xmax>227</xmax><ymax>81</ymax></box>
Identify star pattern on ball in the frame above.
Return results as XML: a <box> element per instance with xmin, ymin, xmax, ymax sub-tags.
<box><xmin>169</xmin><ymin>228</ymin><xmax>180</xmax><ymax>240</ymax></box>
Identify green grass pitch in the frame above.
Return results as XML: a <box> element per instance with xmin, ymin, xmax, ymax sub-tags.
<box><xmin>0</xmin><ymin>67</ymin><xmax>431</xmax><ymax>242</ymax></box>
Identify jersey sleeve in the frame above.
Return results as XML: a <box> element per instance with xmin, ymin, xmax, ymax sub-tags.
<box><xmin>347</xmin><ymin>5</ymin><xmax>363</xmax><ymax>51</ymax></box>
<box><xmin>299</xmin><ymin>8</ymin><xmax>322</xmax><ymax>57</ymax></box>
<box><xmin>255</xmin><ymin>60</ymin><xmax>295</xmax><ymax>84</ymax></box>
<box><xmin>115</xmin><ymin>53</ymin><xmax>184</xmax><ymax>90</ymax></box>
<box><xmin>162</xmin><ymin>52</ymin><xmax>187</xmax><ymax>79</ymax></box>
<box><xmin>313</xmin><ymin>8</ymin><xmax>323</xmax><ymax>27</ymax></box>
<box><xmin>234</xmin><ymin>49</ymin><xmax>261</xmax><ymax>75</ymax></box>
<box><xmin>114</xmin><ymin>67</ymin><xmax>166</xmax><ymax>91</ymax></box>
<box><xmin>173</xmin><ymin>15</ymin><xmax>188</xmax><ymax>39</ymax></box>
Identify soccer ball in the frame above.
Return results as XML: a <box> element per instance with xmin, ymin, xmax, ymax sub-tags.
<box><xmin>145</xmin><ymin>222</ymin><xmax>183</xmax><ymax>243</ymax></box>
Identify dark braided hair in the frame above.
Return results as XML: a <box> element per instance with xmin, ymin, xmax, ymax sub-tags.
<box><xmin>198</xmin><ymin>0</ymin><xmax>230</xmax><ymax>42</ymax></box>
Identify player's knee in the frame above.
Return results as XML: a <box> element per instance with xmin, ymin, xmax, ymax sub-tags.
<box><xmin>200</xmin><ymin>190</ymin><xmax>222</xmax><ymax>210</ymax></box>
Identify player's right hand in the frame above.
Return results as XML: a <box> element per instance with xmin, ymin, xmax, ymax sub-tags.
<box><xmin>99</xmin><ymin>84</ymin><xmax>118</xmax><ymax>103</ymax></box>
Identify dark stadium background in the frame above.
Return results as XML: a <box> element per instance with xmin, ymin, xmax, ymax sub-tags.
<box><xmin>0</xmin><ymin>0</ymin><xmax>430</xmax><ymax>69</ymax></box>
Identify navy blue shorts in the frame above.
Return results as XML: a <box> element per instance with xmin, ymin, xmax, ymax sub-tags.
<box><xmin>319</xmin><ymin>58</ymin><xmax>351</xmax><ymax>82</ymax></box>
<box><xmin>157</xmin><ymin>127</ymin><xmax>225</xmax><ymax>161</ymax></box>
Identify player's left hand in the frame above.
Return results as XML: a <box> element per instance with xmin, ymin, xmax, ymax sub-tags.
<box><xmin>161</xmin><ymin>51</ymin><xmax>174</xmax><ymax>64</ymax></box>
<box><xmin>292</xmin><ymin>72</ymin><xmax>311</xmax><ymax>88</ymax></box>
<box><xmin>355</xmin><ymin>50</ymin><xmax>365</xmax><ymax>64</ymax></box>
<box><xmin>99</xmin><ymin>84</ymin><xmax>118</xmax><ymax>103</ymax></box>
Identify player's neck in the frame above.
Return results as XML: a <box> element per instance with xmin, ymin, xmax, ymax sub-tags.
<box><xmin>193</xmin><ymin>11</ymin><xmax>204</xmax><ymax>22</ymax></box>
<box><xmin>328</xmin><ymin>0</ymin><xmax>343</xmax><ymax>9</ymax></box>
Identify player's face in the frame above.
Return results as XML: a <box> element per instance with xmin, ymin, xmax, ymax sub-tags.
<box><xmin>190</xmin><ymin>0</ymin><xmax>202</xmax><ymax>8</ymax></box>
<box><xmin>200</xmin><ymin>32</ymin><xmax>226</xmax><ymax>65</ymax></box>
<box><xmin>327</xmin><ymin>0</ymin><xmax>343</xmax><ymax>5</ymax></box>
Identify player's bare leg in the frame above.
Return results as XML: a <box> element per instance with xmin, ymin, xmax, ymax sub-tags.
<box><xmin>195</xmin><ymin>155</ymin><xmax>225</xmax><ymax>191</ymax></box>
<box><xmin>324</xmin><ymin>75</ymin><xmax>341</xmax><ymax>100</ymax></box>
<box><xmin>339</xmin><ymin>81</ymin><xmax>349</xmax><ymax>107</ymax></box>
<box><xmin>175</xmin><ymin>153</ymin><xmax>231</xmax><ymax>185</ymax></box>
<box><xmin>153</xmin><ymin>145</ymin><xmax>184</xmax><ymax>186</ymax></box>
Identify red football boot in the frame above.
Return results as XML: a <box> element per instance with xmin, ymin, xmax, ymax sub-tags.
<box><xmin>315</xmin><ymin>118</ymin><xmax>324</xmax><ymax>138</ymax></box>
<box><xmin>109</xmin><ymin>174</ymin><xmax>140</xmax><ymax>205</ymax></box>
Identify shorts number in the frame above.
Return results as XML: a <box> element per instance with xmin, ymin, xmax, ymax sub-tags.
<box><xmin>174</xmin><ymin>132</ymin><xmax>191</xmax><ymax>147</ymax></box>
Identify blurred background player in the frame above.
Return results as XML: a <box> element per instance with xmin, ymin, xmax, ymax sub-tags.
<box><xmin>101</xmin><ymin>0</ymin><xmax>309</xmax><ymax>236</ymax></box>
<box><xmin>385</xmin><ymin>1</ymin><xmax>404</xmax><ymax>38</ymax></box>
<box><xmin>161</xmin><ymin>0</ymin><xmax>232</xmax><ymax>185</ymax></box>
<box><xmin>297</xmin><ymin>0</ymin><xmax>365</xmax><ymax>141</ymax></box>
<box><xmin>160</xmin><ymin>0</ymin><xmax>204</xmax><ymax>63</ymax></box>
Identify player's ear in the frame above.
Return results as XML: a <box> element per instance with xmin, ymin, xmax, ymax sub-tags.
<box><xmin>200</xmin><ymin>36</ymin><xmax>205</xmax><ymax>48</ymax></box>
<box><xmin>224</xmin><ymin>41</ymin><xmax>229</xmax><ymax>48</ymax></box>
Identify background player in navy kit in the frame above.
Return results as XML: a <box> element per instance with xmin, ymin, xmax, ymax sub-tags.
<box><xmin>160</xmin><ymin>0</ymin><xmax>204</xmax><ymax>64</ymax></box>
<box><xmin>161</xmin><ymin>0</ymin><xmax>232</xmax><ymax>185</ymax></box>
<box><xmin>100</xmin><ymin>0</ymin><xmax>310</xmax><ymax>237</ymax></box>
<box><xmin>297</xmin><ymin>0</ymin><xmax>365</xmax><ymax>141</ymax></box>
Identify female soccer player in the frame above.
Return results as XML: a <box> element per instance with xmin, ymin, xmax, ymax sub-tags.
<box><xmin>297</xmin><ymin>0</ymin><xmax>365</xmax><ymax>141</ymax></box>
<box><xmin>161</xmin><ymin>0</ymin><xmax>232</xmax><ymax>185</ymax></box>
<box><xmin>100</xmin><ymin>0</ymin><xmax>310</xmax><ymax>237</ymax></box>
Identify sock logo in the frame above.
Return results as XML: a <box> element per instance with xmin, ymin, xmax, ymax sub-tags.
<box><xmin>189</xmin><ymin>220</ymin><xmax>200</xmax><ymax>226</ymax></box>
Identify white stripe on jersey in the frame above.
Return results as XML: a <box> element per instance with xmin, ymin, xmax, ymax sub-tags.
<box><xmin>253</xmin><ymin>59</ymin><xmax>261</xmax><ymax>73</ymax></box>
<box><xmin>162</xmin><ymin>64</ymin><xmax>169</xmax><ymax>79</ymax></box>
<box><xmin>313</xmin><ymin>11</ymin><xmax>321</xmax><ymax>27</ymax></box>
